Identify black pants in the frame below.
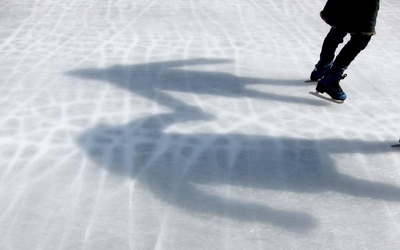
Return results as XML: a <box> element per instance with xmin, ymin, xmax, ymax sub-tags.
<box><xmin>320</xmin><ymin>27</ymin><xmax>372</xmax><ymax>68</ymax></box>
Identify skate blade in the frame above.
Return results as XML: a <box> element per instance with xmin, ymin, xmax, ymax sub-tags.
<box><xmin>391</xmin><ymin>144</ymin><xmax>400</xmax><ymax>148</ymax></box>
<box><xmin>305</xmin><ymin>80</ymin><xmax>319</xmax><ymax>83</ymax></box>
<box><xmin>309</xmin><ymin>91</ymin><xmax>344</xmax><ymax>104</ymax></box>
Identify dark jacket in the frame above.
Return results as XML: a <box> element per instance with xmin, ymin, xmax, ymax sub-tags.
<box><xmin>320</xmin><ymin>0</ymin><xmax>380</xmax><ymax>35</ymax></box>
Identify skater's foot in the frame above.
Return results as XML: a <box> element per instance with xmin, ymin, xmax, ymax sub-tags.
<box><xmin>310</xmin><ymin>60</ymin><xmax>332</xmax><ymax>81</ymax></box>
<box><xmin>316</xmin><ymin>79</ymin><xmax>347</xmax><ymax>101</ymax></box>
<box><xmin>316</xmin><ymin>65</ymin><xmax>347</xmax><ymax>101</ymax></box>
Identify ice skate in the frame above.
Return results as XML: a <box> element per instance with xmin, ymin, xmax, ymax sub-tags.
<box><xmin>310</xmin><ymin>60</ymin><xmax>332</xmax><ymax>81</ymax></box>
<box><xmin>316</xmin><ymin>66</ymin><xmax>347</xmax><ymax>101</ymax></box>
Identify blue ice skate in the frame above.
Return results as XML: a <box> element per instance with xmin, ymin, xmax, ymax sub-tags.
<box><xmin>310</xmin><ymin>60</ymin><xmax>332</xmax><ymax>81</ymax></box>
<box><xmin>316</xmin><ymin>66</ymin><xmax>347</xmax><ymax>101</ymax></box>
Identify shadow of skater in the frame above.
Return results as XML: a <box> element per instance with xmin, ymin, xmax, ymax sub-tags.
<box><xmin>77</xmin><ymin>113</ymin><xmax>399</xmax><ymax>233</ymax></box>
<box><xmin>65</xmin><ymin>58</ymin><xmax>328</xmax><ymax>108</ymax></box>
<box><xmin>66</xmin><ymin>58</ymin><xmax>399</xmax><ymax>233</ymax></box>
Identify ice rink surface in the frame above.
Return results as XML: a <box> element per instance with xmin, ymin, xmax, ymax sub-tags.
<box><xmin>1</xmin><ymin>0</ymin><xmax>400</xmax><ymax>249</ymax></box>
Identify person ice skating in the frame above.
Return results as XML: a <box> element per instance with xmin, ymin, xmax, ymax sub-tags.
<box><xmin>310</xmin><ymin>0</ymin><xmax>380</xmax><ymax>100</ymax></box>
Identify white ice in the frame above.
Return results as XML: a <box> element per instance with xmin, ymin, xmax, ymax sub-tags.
<box><xmin>1</xmin><ymin>0</ymin><xmax>400</xmax><ymax>249</ymax></box>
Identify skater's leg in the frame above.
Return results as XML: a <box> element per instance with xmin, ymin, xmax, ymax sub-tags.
<box><xmin>333</xmin><ymin>34</ymin><xmax>372</xmax><ymax>68</ymax></box>
<box><xmin>319</xmin><ymin>27</ymin><xmax>348</xmax><ymax>63</ymax></box>
<box><xmin>310</xmin><ymin>28</ymin><xmax>347</xmax><ymax>80</ymax></box>
<box><xmin>316</xmin><ymin>34</ymin><xmax>372</xmax><ymax>101</ymax></box>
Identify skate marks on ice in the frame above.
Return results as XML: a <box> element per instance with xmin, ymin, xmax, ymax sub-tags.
<box><xmin>67</xmin><ymin>59</ymin><xmax>400</xmax><ymax>232</ymax></box>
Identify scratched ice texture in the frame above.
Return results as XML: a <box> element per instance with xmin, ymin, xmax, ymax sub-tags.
<box><xmin>0</xmin><ymin>0</ymin><xmax>400</xmax><ymax>249</ymax></box>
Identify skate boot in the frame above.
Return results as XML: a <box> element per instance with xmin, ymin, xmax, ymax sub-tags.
<box><xmin>310</xmin><ymin>60</ymin><xmax>332</xmax><ymax>81</ymax></box>
<box><xmin>316</xmin><ymin>66</ymin><xmax>347</xmax><ymax>101</ymax></box>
